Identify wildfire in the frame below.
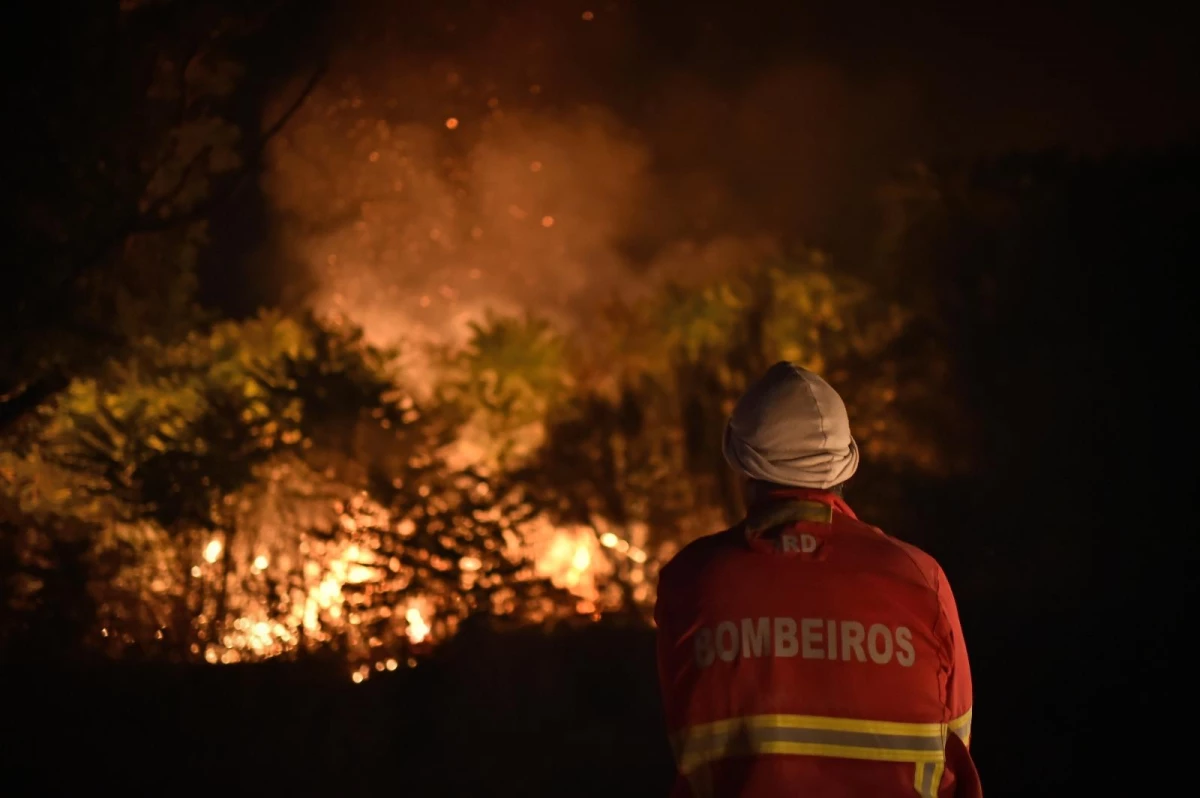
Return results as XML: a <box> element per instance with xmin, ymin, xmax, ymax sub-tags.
<box><xmin>182</xmin><ymin>490</ymin><xmax>659</xmax><ymax>681</ymax></box>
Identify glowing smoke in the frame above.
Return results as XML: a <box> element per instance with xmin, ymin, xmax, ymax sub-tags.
<box><xmin>260</xmin><ymin>3</ymin><xmax>930</xmax><ymax>355</ymax></box>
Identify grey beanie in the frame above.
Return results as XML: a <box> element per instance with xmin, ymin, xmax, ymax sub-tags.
<box><xmin>722</xmin><ymin>362</ymin><xmax>860</xmax><ymax>489</ymax></box>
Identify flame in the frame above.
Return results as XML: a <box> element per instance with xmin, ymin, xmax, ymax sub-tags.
<box><xmin>164</xmin><ymin>481</ymin><xmax>659</xmax><ymax>680</ymax></box>
<box><xmin>405</xmin><ymin>605</ymin><xmax>430</xmax><ymax>644</ymax></box>
<box><xmin>528</xmin><ymin>522</ymin><xmax>602</xmax><ymax>593</ymax></box>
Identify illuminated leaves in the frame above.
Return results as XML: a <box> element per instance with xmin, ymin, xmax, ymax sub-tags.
<box><xmin>657</xmin><ymin>281</ymin><xmax>748</xmax><ymax>363</ymax></box>
<box><xmin>438</xmin><ymin>312</ymin><xmax>573</xmax><ymax>468</ymax></box>
<box><xmin>517</xmin><ymin>249</ymin><xmax>949</xmax><ymax>546</ymax></box>
<box><xmin>10</xmin><ymin>313</ymin><xmax>351</xmax><ymax>530</ymax></box>
<box><xmin>2</xmin><ymin>307</ymin><xmax>581</xmax><ymax>665</ymax></box>
<box><xmin>465</xmin><ymin>316</ymin><xmax>565</xmax><ymax>418</ymax></box>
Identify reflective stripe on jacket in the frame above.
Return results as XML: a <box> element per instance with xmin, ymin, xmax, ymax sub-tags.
<box><xmin>655</xmin><ymin>487</ymin><xmax>977</xmax><ymax>797</ymax></box>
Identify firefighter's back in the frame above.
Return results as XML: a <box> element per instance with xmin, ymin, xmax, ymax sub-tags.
<box><xmin>656</xmin><ymin>497</ymin><xmax>972</xmax><ymax>798</ymax></box>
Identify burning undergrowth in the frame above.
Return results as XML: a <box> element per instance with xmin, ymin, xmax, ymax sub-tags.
<box><xmin>0</xmin><ymin>311</ymin><xmax>664</xmax><ymax>678</ymax></box>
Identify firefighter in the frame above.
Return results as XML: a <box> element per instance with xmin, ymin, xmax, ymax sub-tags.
<box><xmin>655</xmin><ymin>362</ymin><xmax>979</xmax><ymax>797</ymax></box>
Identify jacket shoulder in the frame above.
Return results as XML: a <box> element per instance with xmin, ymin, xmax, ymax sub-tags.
<box><xmin>658</xmin><ymin>526</ymin><xmax>742</xmax><ymax>587</ymax></box>
<box><xmin>658</xmin><ymin>517</ymin><xmax>946</xmax><ymax>594</ymax></box>
<box><xmin>835</xmin><ymin>514</ymin><xmax>944</xmax><ymax>592</ymax></box>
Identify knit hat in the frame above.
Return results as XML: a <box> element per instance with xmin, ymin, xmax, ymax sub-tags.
<box><xmin>722</xmin><ymin>362</ymin><xmax>860</xmax><ymax>489</ymax></box>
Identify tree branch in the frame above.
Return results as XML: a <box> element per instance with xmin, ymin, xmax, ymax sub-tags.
<box><xmin>3</xmin><ymin>55</ymin><xmax>329</xmax><ymax>418</ymax></box>
<box><xmin>19</xmin><ymin>60</ymin><xmax>327</xmax><ymax>326</ymax></box>
<box><xmin>261</xmin><ymin>63</ymin><xmax>327</xmax><ymax>145</ymax></box>
<box><xmin>138</xmin><ymin>144</ymin><xmax>213</xmax><ymax>224</ymax></box>
<box><xmin>130</xmin><ymin>62</ymin><xmax>327</xmax><ymax>234</ymax></box>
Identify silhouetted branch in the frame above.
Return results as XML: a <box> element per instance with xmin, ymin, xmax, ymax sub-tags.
<box><xmin>130</xmin><ymin>62</ymin><xmax>327</xmax><ymax>234</ymax></box>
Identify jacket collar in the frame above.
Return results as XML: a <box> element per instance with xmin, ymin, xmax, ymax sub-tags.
<box><xmin>743</xmin><ymin>487</ymin><xmax>857</xmax><ymax>544</ymax></box>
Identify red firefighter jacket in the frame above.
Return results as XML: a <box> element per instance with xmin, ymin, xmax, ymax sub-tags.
<box><xmin>655</xmin><ymin>488</ymin><xmax>977</xmax><ymax>797</ymax></box>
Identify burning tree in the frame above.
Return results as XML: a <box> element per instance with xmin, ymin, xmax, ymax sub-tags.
<box><xmin>0</xmin><ymin>311</ymin><xmax>577</xmax><ymax>669</ymax></box>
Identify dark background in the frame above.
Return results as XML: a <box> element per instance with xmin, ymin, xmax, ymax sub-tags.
<box><xmin>3</xmin><ymin>1</ymin><xmax>1198</xmax><ymax>794</ymax></box>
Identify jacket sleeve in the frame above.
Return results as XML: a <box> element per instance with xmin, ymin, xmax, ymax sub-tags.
<box><xmin>653</xmin><ymin>561</ymin><xmax>678</xmax><ymax>726</ymax></box>
<box><xmin>944</xmin><ymin>729</ymin><xmax>983</xmax><ymax>798</ymax></box>
<box><xmin>936</xmin><ymin>565</ymin><xmax>973</xmax><ymax>747</ymax></box>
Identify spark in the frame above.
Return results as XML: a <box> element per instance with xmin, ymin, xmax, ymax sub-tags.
<box><xmin>445</xmin><ymin>117</ymin><xmax>459</xmax><ymax>130</ymax></box>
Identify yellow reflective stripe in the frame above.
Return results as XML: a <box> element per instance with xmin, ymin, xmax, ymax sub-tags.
<box><xmin>673</xmin><ymin>713</ymin><xmax>948</xmax><ymax>774</ymax></box>
<box><xmin>786</xmin><ymin>500</ymin><xmax>833</xmax><ymax>523</ymax></box>
<box><xmin>948</xmin><ymin>708</ymin><xmax>972</xmax><ymax>747</ymax></box>
<box><xmin>683</xmin><ymin>739</ymin><xmax>943</xmax><ymax>767</ymax></box>
<box><xmin>745</xmin><ymin>499</ymin><xmax>834</xmax><ymax>531</ymax></box>
<box><xmin>678</xmin><ymin>713</ymin><xmax>946</xmax><ymax>741</ymax></box>
<box><xmin>914</xmin><ymin>760</ymin><xmax>946</xmax><ymax>798</ymax></box>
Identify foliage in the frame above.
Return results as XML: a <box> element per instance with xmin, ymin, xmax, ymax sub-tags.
<box><xmin>435</xmin><ymin>312</ymin><xmax>574</xmax><ymax>470</ymax></box>
<box><xmin>0</xmin><ymin>312</ymin><xmax>573</xmax><ymax>665</ymax></box>
<box><xmin>0</xmin><ymin>238</ymin><xmax>955</xmax><ymax>665</ymax></box>
<box><xmin>506</xmin><ymin>251</ymin><xmax>947</xmax><ymax>541</ymax></box>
